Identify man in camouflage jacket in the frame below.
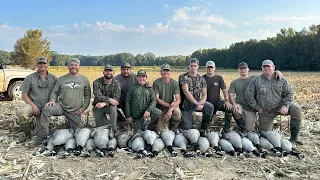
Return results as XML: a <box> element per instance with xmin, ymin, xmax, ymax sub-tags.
<box><xmin>245</xmin><ymin>60</ymin><xmax>303</xmax><ymax>145</ymax></box>
<box><xmin>92</xmin><ymin>64</ymin><xmax>121</xmax><ymax>129</ymax></box>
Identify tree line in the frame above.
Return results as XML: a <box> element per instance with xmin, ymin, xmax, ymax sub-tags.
<box><xmin>0</xmin><ymin>24</ymin><xmax>319</xmax><ymax>71</ymax></box>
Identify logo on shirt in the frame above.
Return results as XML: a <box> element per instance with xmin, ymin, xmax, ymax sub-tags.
<box><xmin>65</xmin><ymin>82</ymin><xmax>82</xmax><ymax>89</ymax></box>
<box><xmin>214</xmin><ymin>82</ymin><xmax>219</xmax><ymax>86</ymax></box>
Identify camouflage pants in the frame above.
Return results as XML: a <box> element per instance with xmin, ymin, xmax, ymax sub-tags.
<box><xmin>133</xmin><ymin>108</ymin><xmax>162</xmax><ymax>133</ymax></box>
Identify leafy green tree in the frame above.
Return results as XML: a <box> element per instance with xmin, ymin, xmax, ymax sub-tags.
<box><xmin>0</xmin><ymin>50</ymin><xmax>11</xmax><ymax>64</ymax></box>
<box><xmin>12</xmin><ymin>29</ymin><xmax>51</xmax><ymax>69</ymax></box>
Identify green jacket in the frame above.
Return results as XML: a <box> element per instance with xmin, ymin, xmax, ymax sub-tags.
<box><xmin>125</xmin><ymin>83</ymin><xmax>156</xmax><ymax>119</ymax></box>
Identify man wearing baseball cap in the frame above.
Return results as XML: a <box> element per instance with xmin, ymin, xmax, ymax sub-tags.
<box><xmin>17</xmin><ymin>56</ymin><xmax>57</xmax><ymax>145</ymax></box>
<box><xmin>40</xmin><ymin>58</ymin><xmax>91</xmax><ymax>141</ymax></box>
<box><xmin>245</xmin><ymin>59</ymin><xmax>303</xmax><ymax>145</ymax></box>
<box><xmin>92</xmin><ymin>64</ymin><xmax>121</xmax><ymax>129</ymax></box>
<box><xmin>178</xmin><ymin>58</ymin><xmax>214</xmax><ymax>134</ymax></box>
<box><xmin>125</xmin><ymin>70</ymin><xmax>162</xmax><ymax>133</ymax></box>
<box><xmin>202</xmin><ymin>60</ymin><xmax>236</xmax><ymax>133</ymax></box>
<box><xmin>153</xmin><ymin>64</ymin><xmax>182</xmax><ymax>132</ymax></box>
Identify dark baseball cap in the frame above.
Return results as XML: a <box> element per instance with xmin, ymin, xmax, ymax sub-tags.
<box><xmin>137</xmin><ymin>70</ymin><xmax>147</xmax><ymax>76</ymax></box>
<box><xmin>104</xmin><ymin>64</ymin><xmax>113</xmax><ymax>71</ymax></box>
<box><xmin>121</xmin><ymin>62</ymin><xmax>131</xmax><ymax>68</ymax></box>
<box><xmin>188</xmin><ymin>58</ymin><xmax>199</xmax><ymax>65</ymax></box>
<box><xmin>238</xmin><ymin>62</ymin><xmax>248</xmax><ymax>68</ymax></box>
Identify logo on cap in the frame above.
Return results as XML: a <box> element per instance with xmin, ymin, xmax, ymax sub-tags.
<box><xmin>137</xmin><ymin>70</ymin><xmax>147</xmax><ymax>76</ymax></box>
<box><xmin>161</xmin><ymin>64</ymin><xmax>171</xmax><ymax>71</ymax></box>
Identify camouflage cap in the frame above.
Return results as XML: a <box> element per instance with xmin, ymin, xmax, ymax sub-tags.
<box><xmin>238</xmin><ymin>62</ymin><xmax>248</xmax><ymax>68</ymax></box>
<box><xmin>137</xmin><ymin>70</ymin><xmax>147</xmax><ymax>76</ymax></box>
<box><xmin>37</xmin><ymin>56</ymin><xmax>48</xmax><ymax>64</ymax></box>
<box><xmin>104</xmin><ymin>64</ymin><xmax>113</xmax><ymax>71</ymax></box>
<box><xmin>121</xmin><ymin>62</ymin><xmax>131</xmax><ymax>68</ymax></box>
<box><xmin>161</xmin><ymin>64</ymin><xmax>171</xmax><ymax>71</ymax></box>
<box><xmin>68</xmin><ymin>58</ymin><xmax>81</xmax><ymax>65</ymax></box>
<box><xmin>262</xmin><ymin>59</ymin><xmax>274</xmax><ymax>67</ymax></box>
<box><xmin>188</xmin><ymin>58</ymin><xmax>199</xmax><ymax>65</ymax></box>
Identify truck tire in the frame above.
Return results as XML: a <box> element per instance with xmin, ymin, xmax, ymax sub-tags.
<box><xmin>8</xmin><ymin>81</ymin><xmax>23</xmax><ymax>100</ymax></box>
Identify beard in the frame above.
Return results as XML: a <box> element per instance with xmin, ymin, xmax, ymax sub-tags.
<box><xmin>104</xmin><ymin>74</ymin><xmax>113</xmax><ymax>79</ymax></box>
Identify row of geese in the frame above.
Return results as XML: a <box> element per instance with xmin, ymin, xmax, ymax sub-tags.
<box><xmin>38</xmin><ymin>125</ymin><xmax>304</xmax><ymax>159</ymax></box>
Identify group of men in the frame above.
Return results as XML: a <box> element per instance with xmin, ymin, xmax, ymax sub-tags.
<box><xmin>17</xmin><ymin>56</ymin><xmax>303</xmax><ymax>147</ymax></box>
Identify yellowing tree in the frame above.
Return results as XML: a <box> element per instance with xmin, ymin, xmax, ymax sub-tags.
<box><xmin>12</xmin><ymin>29</ymin><xmax>51</xmax><ymax>69</ymax></box>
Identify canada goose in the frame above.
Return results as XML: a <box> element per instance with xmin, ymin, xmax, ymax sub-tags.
<box><xmin>107</xmin><ymin>137</ymin><xmax>117</xmax><ymax>157</ymax></box>
<box><xmin>197</xmin><ymin>136</ymin><xmax>212</xmax><ymax>157</ymax></box>
<box><xmin>131</xmin><ymin>136</ymin><xmax>148</xmax><ymax>158</ymax></box>
<box><xmin>93</xmin><ymin>128</ymin><xmax>110</xmax><ymax>157</ymax></box>
<box><xmin>41</xmin><ymin>128</ymin><xmax>74</xmax><ymax>156</ymax></box>
<box><xmin>281</xmin><ymin>138</ymin><xmax>304</xmax><ymax>159</ymax></box>
<box><xmin>206</xmin><ymin>131</ymin><xmax>223</xmax><ymax>156</ymax></box>
<box><xmin>82</xmin><ymin>138</ymin><xmax>96</xmax><ymax>158</ymax></box>
<box><xmin>61</xmin><ymin>138</ymin><xmax>76</xmax><ymax>158</ymax></box>
<box><xmin>74</xmin><ymin>128</ymin><xmax>92</xmax><ymax>156</ymax></box>
<box><xmin>259</xmin><ymin>136</ymin><xmax>281</xmax><ymax>157</ymax></box>
<box><xmin>116</xmin><ymin>131</ymin><xmax>132</xmax><ymax>149</ymax></box>
<box><xmin>160</xmin><ymin>128</ymin><xmax>178</xmax><ymax>156</ymax></box>
<box><xmin>260</xmin><ymin>130</ymin><xmax>282</xmax><ymax>152</ymax></box>
<box><xmin>219</xmin><ymin>139</ymin><xmax>238</xmax><ymax>156</ymax></box>
<box><xmin>222</xmin><ymin>131</ymin><xmax>243</xmax><ymax>153</ymax></box>
<box><xmin>245</xmin><ymin>131</ymin><xmax>261</xmax><ymax>150</ymax></box>
<box><xmin>151</xmin><ymin>138</ymin><xmax>165</xmax><ymax>157</ymax></box>
<box><xmin>241</xmin><ymin>137</ymin><xmax>267</xmax><ymax>158</ymax></box>
<box><xmin>183</xmin><ymin>129</ymin><xmax>200</xmax><ymax>153</ymax></box>
<box><xmin>143</xmin><ymin>130</ymin><xmax>158</xmax><ymax>152</ymax></box>
<box><xmin>173</xmin><ymin>132</ymin><xmax>195</xmax><ymax>158</ymax></box>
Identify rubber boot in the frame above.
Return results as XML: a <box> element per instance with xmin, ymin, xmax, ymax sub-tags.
<box><xmin>290</xmin><ymin>118</ymin><xmax>303</xmax><ymax>145</ymax></box>
<box><xmin>235</xmin><ymin>117</ymin><xmax>246</xmax><ymax>133</ymax></box>
<box><xmin>200</xmin><ymin>115</ymin><xmax>212</xmax><ymax>132</ymax></box>
<box><xmin>19</xmin><ymin>122</ymin><xmax>32</xmax><ymax>143</ymax></box>
<box><xmin>223</xmin><ymin>113</ymin><xmax>232</xmax><ymax>133</ymax></box>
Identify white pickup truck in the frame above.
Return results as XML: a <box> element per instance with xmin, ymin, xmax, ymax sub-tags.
<box><xmin>0</xmin><ymin>64</ymin><xmax>35</xmax><ymax>100</ymax></box>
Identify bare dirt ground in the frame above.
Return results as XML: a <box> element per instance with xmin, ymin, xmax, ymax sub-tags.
<box><xmin>0</xmin><ymin>99</ymin><xmax>320</xmax><ymax>180</ymax></box>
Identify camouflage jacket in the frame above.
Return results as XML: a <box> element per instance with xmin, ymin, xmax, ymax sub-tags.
<box><xmin>92</xmin><ymin>77</ymin><xmax>121</xmax><ymax>105</ymax></box>
<box><xmin>245</xmin><ymin>74</ymin><xmax>294</xmax><ymax>113</ymax></box>
<box><xmin>178</xmin><ymin>72</ymin><xmax>207</xmax><ymax>110</ymax></box>
<box><xmin>125</xmin><ymin>83</ymin><xmax>157</xmax><ymax>119</ymax></box>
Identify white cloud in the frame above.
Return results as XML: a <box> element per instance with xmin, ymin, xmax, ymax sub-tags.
<box><xmin>52</xmin><ymin>33</ymin><xmax>67</xmax><ymax>37</ymax></box>
<box><xmin>246</xmin><ymin>15</ymin><xmax>320</xmax><ymax>26</ymax></box>
<box><xmin>163</xmin><ymin>4</ymin><xmax>169</xmax><ymax>9</ymax></box>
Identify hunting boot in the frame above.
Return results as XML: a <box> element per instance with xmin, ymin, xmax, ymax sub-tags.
<box><xmin>235</xmin><ymin>117</ymin><xmax>246</xmax><ymax>133</ymax></box>
<box><xmin>223</xmin><ymin>113</ymin><xmax>232</xmax><ymax>133</ymax></box>
<box><xmin>290</xmin><ymin>118</ymin><xmax>303</xmax><ymax>145</ymax></box>
<box><xmin>200</xmin><ymin>115</ymin><xmax>212</xmax><ymax>136</ymax></box>
<box><xmin>18</xmin><ymin>122</ymin><xmax>32</xmax><ymax>143</ymax></box>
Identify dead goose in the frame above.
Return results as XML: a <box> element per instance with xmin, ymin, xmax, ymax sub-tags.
<box><xmin>259</xmin><ymin>137</ymin><xmax>281</xmax><ymax>157</ymax></box>
<box><xmin>150</xmin><ymin>138</ymin><xmax>165</xmax><ymax>157</ymax></box>
<box><xmin>173</xmin><ymin>133</ymin><xmax>195</xmax><ymax>158</ymax></box>
<box><xmin>241</xmin><ymin>137</ymin><xmax>267</xmax><ymax>158</ymax></box>
<box><xmin>206</xmin><ymin>131</ymin><xmax>223</xmax><ymax>156</ymax></box>
<box><xmin>260</xmin><ymin>130</ymin><xmax>282</xmax><ymax>152</ymax></box>
<box><xmin>93</xmin><ymin>128</ymin><xmax>110</xmax><ymax>157</ymax></box>
<box><xmin>222</xmin><ymin>131</ymin><xmax>243</xmax><ymax>153</ymax></box>
<box><xmin>219</xmin><ymin>138</ymin><xmax>238</xmax><ymax>156</ymax></box>
<box><xmin>245</xmin><ymin>131</ymin><xmax>261</xmax><ymax>150</ymax></box>
<box><xmin>160</xmin><ymin>128</ymin><xmax>178</xmax><ymax>156</ymax></box>
<box><xmin>43</xmin><ymin>128</ymin><xmax>74</xmax><ymax>156</ymax></box>
<box><xmin>82</xmin><ymin>138</ymin><xmax>96</xmax><ymax>158</ymax></box>
<box><xmin>131</xmin><ymin>136</ymin><xmax>148</xmax><ymax>158</ymax></box>
<box><xmin>197</xmin><ymin>136</ymin><xmax>213</xmax><ymax>157</ymax></box>
<box><xmin>61</xmin><ymin>138</ymin><xmax>76</xmax><ymax>158</ymax></box>
<box><xmin>183</xmin><ymin>129</ymin><xmax>200</xmax><ymax>153</ymax></box>
<box><xmin>143</xmin><ymin>130</ymin><xmax>158</xmax><ymax>153</ymax></box>
<box><xmin>281</xmin><ymin>138</ymin><xmax>304</xmax><ymax>159</ymax></box>
<box><xmin>74</xmin><ymin>128</ymin><xmax>92</xmax><ymax>156</ymax></box>
<box><xmin>107</xmin><ymin>137</ymin><xmax>117</xmax><ymax>157</ymax></box>
<box><xmin>116</xmin><ymin>131</ymin><xmax>132</xmax><ymax>149</ymax></box>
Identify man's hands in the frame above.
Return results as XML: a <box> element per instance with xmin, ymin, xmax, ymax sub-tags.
<box><xmin>143</xmin><ymin>111</ymin><xmax>150</xmax><ymax>120</ymax></box>
<box><xmin>232</xmin><ymin>103</ymin><xmax>241</xmax><ymax>113</ymax></box>
<box><xmin>75</xmin><ymin>108</ymin><xmax>84</xmax><ymax>115</ymax></box>
<box><xmin>279</xmin><ymin>105</ymin><xmax>289</xmax><ymax>115</ymax></box>
<box><xmin>31</xmin><ymin>104</ymin><xmax>40</xmax><ymax>116</ymax></box>
<box><xmin>108</xmin><ymin>98</ymin><xmax>119</xmax><ymax>106</ymax></box>
<box><xmin>46</xmin><ymin>101</ymin><xmax>55</xmax><ymax>107</ymax></box>
<box><xmin>224</xmin><ymin>101</ymin><xmax>232</xmax><ymax>110</ymax></box>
